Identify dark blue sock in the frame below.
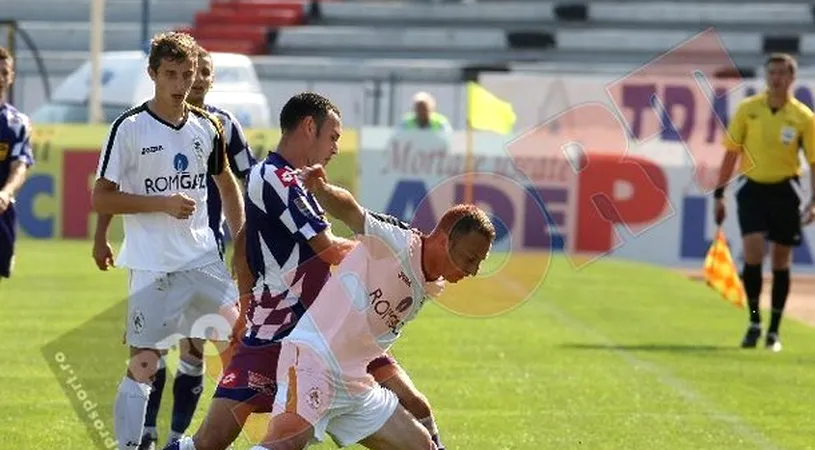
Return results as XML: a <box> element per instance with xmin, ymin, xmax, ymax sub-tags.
<box><xmin>162</xmin><ymin>440</ymin><xmax>181</xmax><ymax>450</ymax></box>
<box><xmin>432</xmin><ymin>434</ymin><xmax>445</xmax><ymax>450</ymax></box>
<box><xmin>171</xmin><ymin>360</ymin><xmax>204</xmax><ymax>436</ymax></box>
<box><xmin>144</xmin><ymin>363</ymin><xmax>166</xmax><ymax>429</ymax></box>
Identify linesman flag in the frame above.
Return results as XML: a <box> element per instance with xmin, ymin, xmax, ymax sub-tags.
<box><xmin>703</xmin><ymin>229</ymin><xmax>746</xmax><ymax>308</ymax></box>
<box><xmin>466</xmin><ymin>82</ymin><xmax>517</xmax><ymax>135</ymax></box>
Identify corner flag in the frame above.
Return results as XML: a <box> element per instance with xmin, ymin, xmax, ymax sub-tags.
<box><xmin>703</xmin><ymin>229</ymin><xmax>746</xmax><ymax>309</ymax></box>
<box><xmin>466</xmin><ymin>82</ymin><xmax>517</xmax><ymax>135</ymax></box>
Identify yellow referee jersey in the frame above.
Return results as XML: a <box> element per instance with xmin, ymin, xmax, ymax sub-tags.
<box><xmin>724</xmin><ymin>92</ymin><xmax>815</xmax><ymax>183</ymax></box>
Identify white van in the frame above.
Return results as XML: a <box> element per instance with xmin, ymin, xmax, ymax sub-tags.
<box><xmin>32</xmin><ymin>51</ymin><xmax>272</xmax><ymax>128</ymax></box>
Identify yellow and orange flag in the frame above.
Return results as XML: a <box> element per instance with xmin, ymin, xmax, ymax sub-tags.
<box><xmin>703</xmin><ymin>229</ymin><xmax>746</xmax><ymax>308</ymax></box>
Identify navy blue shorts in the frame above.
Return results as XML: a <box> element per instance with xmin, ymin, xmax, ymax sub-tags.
<box><xmin>214</xmin><ymin>337</ymin><xmax>399</xmax><ymax>412</ymax></box>
<box><xmin>0</xmin><ymin>207</ymin><xmax>16</xmax><ymax>278</ymax></box>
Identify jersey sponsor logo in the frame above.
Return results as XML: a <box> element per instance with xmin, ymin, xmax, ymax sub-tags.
<box><xmin>369</xmin><ymin>288</ymin><xmax>414</xmax><ymax>333</ymax></box>
<box><xmin>141</xmin><ymin>145</ymin><xmax>164</xmax><ymax>155</ymax></box>
<box><xmin>143</xmin><ymin>152</ymin><xmax>207</xmax><ymax>193</ymax></box>
<box><xmin>0</xmin><ymin>143</ymin><xmax>7</xmax><ymax>161</ymax></box>
<box><xmin>275</xmin><ymin>167</ymin><xmax>297</xmax><ymax>187</ymax></box>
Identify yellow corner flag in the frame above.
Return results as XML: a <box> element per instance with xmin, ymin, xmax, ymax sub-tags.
<box><xmin>466</xmin><ymin>81</ymin><xmax>517</xmax><ymax>135</ymax></box>
<box><xmin>703</xmin><ymin>229</ymin><xmax>746</xmax><ymax>308</ymax></box>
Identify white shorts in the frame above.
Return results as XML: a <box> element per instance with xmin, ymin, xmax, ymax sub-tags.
<box><xmin>126</xmin><ymin>260</ymin><xmax>239</xmax><ymax>350</ymax></box>
<box><xmin>272</xmin><ymin>341</ymin><xmax>399</xmax><ymax>447</ymax></box>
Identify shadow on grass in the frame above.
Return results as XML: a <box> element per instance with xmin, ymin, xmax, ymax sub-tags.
<box><xmin>560</xmin><ymin>342</ymin><xmax>738</xmax><ymax>353</ymax></box>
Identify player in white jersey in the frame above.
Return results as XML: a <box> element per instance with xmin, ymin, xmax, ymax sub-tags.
<box><xmin>253</xmin><ymin>165</ymin><xmax>495</xmax><ymax>450</ymax></box>
<box><xmin>92</xmin><ymin>44</ymin><xmax>258</xmax><ymax>449</ymax></box>
<box><xmin>91</xmin><ymin>32</ymin><xmax>246</xmax><ymax>450</ymax></box>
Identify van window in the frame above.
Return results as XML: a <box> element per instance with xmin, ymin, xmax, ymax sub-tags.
<box><xmin>32</xmin><ymin>102</ymin><xmax>131</xmax><ymax>124</ymax></box>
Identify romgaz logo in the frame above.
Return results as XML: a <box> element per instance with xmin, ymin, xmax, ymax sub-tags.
<box><xmin>143</xmin><ymin>153</ymin><xmax>206</xmax><ymax>194</ymax></box>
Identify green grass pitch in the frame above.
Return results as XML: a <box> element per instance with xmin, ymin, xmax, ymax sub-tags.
<box><xmin>2</xmin><ymin>239</ymin><xmax>815</xmax><ymax>449</ymax></box>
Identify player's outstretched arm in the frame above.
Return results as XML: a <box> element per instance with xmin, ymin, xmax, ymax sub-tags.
<box><xmin>302</xmin><ymin>166</ymin><xmax>365</xmax><ymax>235</ymax></box>
<box><xmin>308</xmin><ymin>229</ymin><xmax>359</xmax><ymax>266</ymax></box>
<box><xmin>212</xmin><ymin>170</ymin><xmax>246</xmax><ymax>239</ymax></box>
<box><xmin>91</xmin><ymin>178</ymin><xmax>195</xmax><ymax>218</ymax></box>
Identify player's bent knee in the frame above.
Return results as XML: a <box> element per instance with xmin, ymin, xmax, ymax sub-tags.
<box><xmin>126</xmin><ymin>347</ymin><xmax>161</xmax><ymax>383</ymax></box>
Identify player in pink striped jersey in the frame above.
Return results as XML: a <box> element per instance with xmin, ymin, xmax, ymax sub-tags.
<box><xmin>250</xmin><ymin>165</ymin><xmax>495</xmax><ymax>450</ymax></box>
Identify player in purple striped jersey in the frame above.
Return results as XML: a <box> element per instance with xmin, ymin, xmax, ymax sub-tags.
<box><xmin>0</xmin><ymin>47</ymin><xmax>34</xmax><ymax>283</ymax></box>
<box><xmin>92</xmin><ymin>46</ymin><xmax>256</xmax><ymax>450</ymax></box>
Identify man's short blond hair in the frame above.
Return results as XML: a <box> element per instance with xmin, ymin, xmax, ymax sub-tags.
<box><xmin>765</xmin><ymin>53</ymin><xmax>797</xmax><ymax>75</ymax></box>
<box><xmin>148</xmin><ymin>32</ymin><xmax>199</xmax><ymax>72</ymax></box>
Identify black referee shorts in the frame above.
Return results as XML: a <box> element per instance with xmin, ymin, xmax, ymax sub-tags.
<box><xmin>735</xmin><ymin>177</ymin><xmax>803</xmax><ymax>247</ymax></box>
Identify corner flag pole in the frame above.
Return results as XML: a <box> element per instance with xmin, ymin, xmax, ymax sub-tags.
<box><xmin>463</xmin><ymin>95</ymin><xmax>475</xmax><ymax>205</ymax></box>
<box><xmin>89</xmin><ymin>0</ymin><xmax>105</xmax><ymax>124</ymax></box>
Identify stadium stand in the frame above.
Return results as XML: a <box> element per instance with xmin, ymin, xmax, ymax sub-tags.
<box><xmin>5</xmin><ymin>0</ymin><xmax>815</xmax><ymax>123</ymax></box>
<box><xmin>182</xmin><ymin>0</ymin><xmax>307</xmax><ymax>55</ymax></box>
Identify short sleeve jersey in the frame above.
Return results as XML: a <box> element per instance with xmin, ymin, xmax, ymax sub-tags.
<box><xmin>285</xmin><ymin>211</ymin><xmax>446</xmax><ymax>375</ymax></box>
<box><xmin>95</xmin><ymin>102</ymin><xmax>227</xmax><ymax>272</ymax></box>
<box><xmin>724</xmin><ymin>92</ymin><xmax>815</xmax><ymax>183</ymax></box>
<box><xmin>203</xmin><ymin>104</ymin><xmax>257</xmax><ymax>249</ymax></box>
<box><xmin>0</xmin><ymin>103</ymin><xmax>34</xmax><ymax>217</ymax></box>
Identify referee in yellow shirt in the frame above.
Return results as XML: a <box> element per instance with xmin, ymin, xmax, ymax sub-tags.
<box><xmin>715</xmin><ymin>53</ymin><xmax>815</xmax><ymax>352</ymax></box>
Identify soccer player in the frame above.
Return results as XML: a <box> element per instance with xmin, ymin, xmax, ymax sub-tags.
<box><xmin>170</xmin><ymin>93</ymin><xmax>447</xmax><ymax>450</ymax></box>
<box><xmin>256</xmin><ymin>165</ymin><xmax>494</xmax><ymax>450</ymax></box>
<box><xmin>715</xmin><ymin>52</ymin><xmax>815</xmax><ymax>352</ymax></box>
<box><xmin>91</xmin><ymin>32</ymin><xmax>245</xmax><ymax>450</ymax></box>
<box><xmin>92</xmin><ymin>44</ymin><xmax>257</xmax><ymax>449</ymax></box>
<box><xmin>0</xmin><ymin>47</ymin><xmax>34</xmax><ymax>283</ymax></box>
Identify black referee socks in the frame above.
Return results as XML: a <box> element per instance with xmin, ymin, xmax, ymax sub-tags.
<box><xmin>769</xmin><ymin>269</ymin><xmax>791</xmax><ymax>334</ymax></box>
<box><xmin>742</xmin><ymin>264</ymin><xmax>763</xmax><ymax>324</ymax></box>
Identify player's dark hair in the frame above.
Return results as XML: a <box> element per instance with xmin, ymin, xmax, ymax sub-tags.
<box><xmin>441</xmin><ymin>204</ymin><xmax>496</xmax><ymax>242</ymax></box>
<box><xmin>765</xmin><ymin>53</ymin><xmax>797</xmax><ymax>75</ymax></box>
<box><xmin>196</xmin><ymin>44</ymin><xmax>212</xmax><ymax>61</ymax></box>
<box><xmin>279</xmin><ymin>92</ymin><xmax>340</xmax><ymax>134</ymax></box>
<box><xmin>148</xmin><ymin>32</ymin><xmax>199</xmax><ymax>72</ymax></box>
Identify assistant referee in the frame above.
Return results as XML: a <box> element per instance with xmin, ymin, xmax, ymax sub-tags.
<box><xmin>714</xmin><ymin>53</ymin><xmax>815</xmax><ymax>352</ymax></box>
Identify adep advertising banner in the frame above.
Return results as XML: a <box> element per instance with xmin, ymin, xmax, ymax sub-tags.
<box><xmin>20</xmin><ymin>126</ymin><xmax>358</xmax><ymax>240</ymax></box>
<box><xmin>358</xmin><ymin>127</ymin><xmax>815</xmax><ymax>273</ymax></box>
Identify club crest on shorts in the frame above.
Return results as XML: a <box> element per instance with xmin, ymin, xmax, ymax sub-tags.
<box><xmin>306</xmin><ymin>386</ymin><xmax>322</xmax><ymax>410</ymax></box>
<box><xmin>0</xmin><ymin>143</ymin><xmax>7</xmax><ymax>161</ymax></box>
<box><xmin>132</xmin><ymin>310</ymin><xmax>145</xmax><ymax>335</ymax></box>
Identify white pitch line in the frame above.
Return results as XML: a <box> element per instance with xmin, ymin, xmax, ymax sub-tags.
<box><xmin>498</xmin><ymin>276</ymin><xmax>780</xmax><ymax>450</ymax></box>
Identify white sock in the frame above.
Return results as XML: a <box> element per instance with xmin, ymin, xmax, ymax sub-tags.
<box><xmin>248</xmin><ymin>447</ymin><xmax>270</xmax><ymax>450</ymax></box>
<box><xmin>177</xmin><ymin>436</ymin><xmax>198</xmax><ymax>450</ymax></box>
<box><xmin>167</xmin><ymin>430</ymin><xmax>185</xmax><ymax>444</ymax></box>
<box><xmin>114</xmin><ymin>377</ymin><xmax>151</xmax><ymax>449</ymax></box>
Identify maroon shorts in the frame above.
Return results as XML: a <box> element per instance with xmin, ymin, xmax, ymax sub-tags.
<box><xmin>214</xmin><ymin>338</ymin><xmax>283</xmax><ymax>413</ymax></box>
<box><xmin>214</xmin><ymin>338</ymin><xmax>398</xmax><ymax>413</ymax></box>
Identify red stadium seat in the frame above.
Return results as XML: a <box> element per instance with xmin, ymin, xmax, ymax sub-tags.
<box><xmin>183</xmin><ymin>0</ymin><xmax>317</xmax><ymax>55</ymax></box>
